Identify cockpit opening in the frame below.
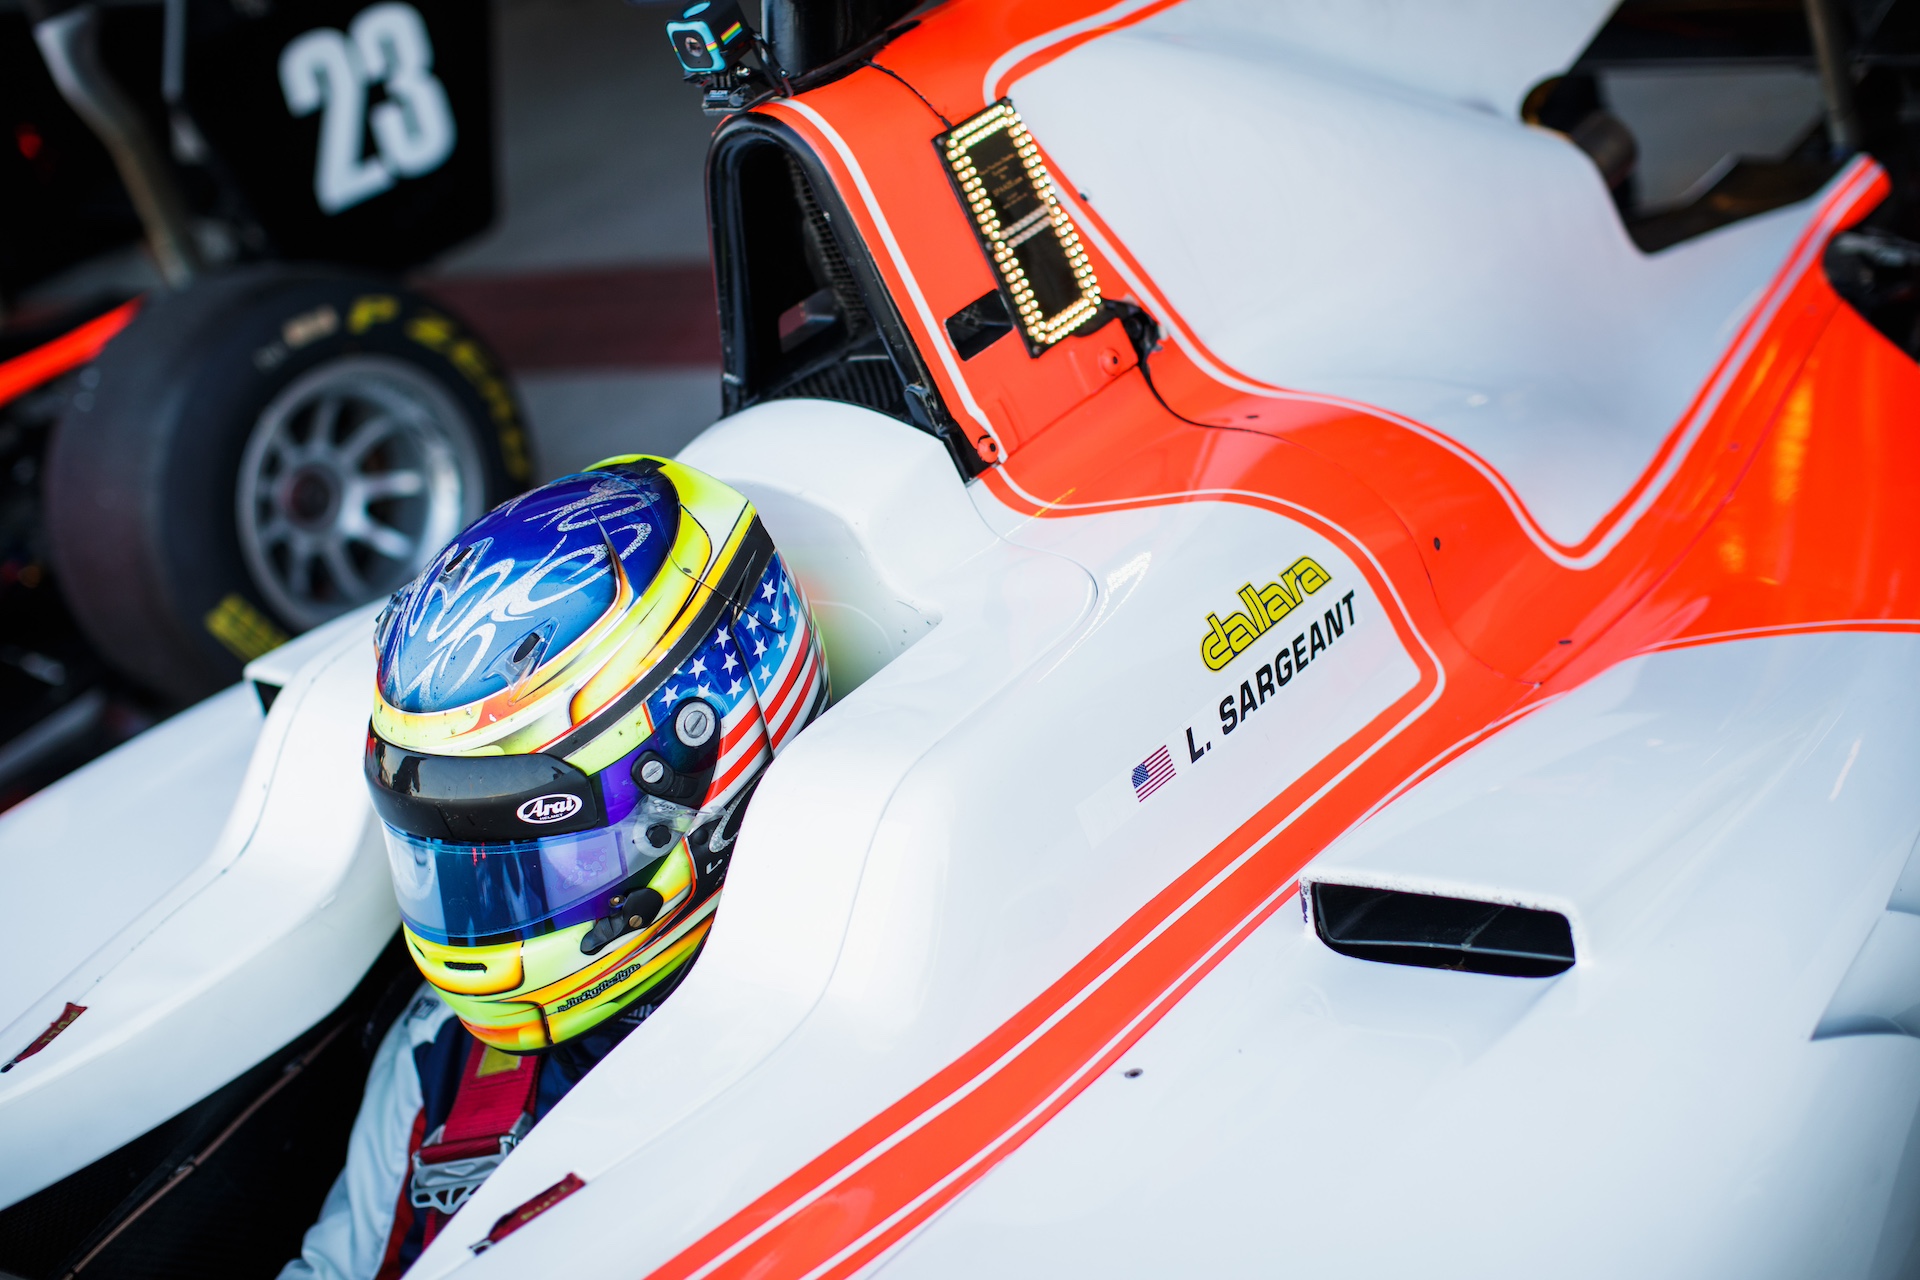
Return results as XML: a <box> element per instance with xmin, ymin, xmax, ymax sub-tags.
<box><xmin>1524</xmin><ymin>0</ymin><xmax>1847</xmax><ymax>254</ymax></box>
<box><xmin>706</xmin><ymin>121</ymin><xmax>984</xmax><ymax>478</ymax></box>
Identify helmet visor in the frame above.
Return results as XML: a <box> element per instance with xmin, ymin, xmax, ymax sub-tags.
<box><xmin>382</xmin><ymin>796</ymin><xmax>696</xmax><ymax>944</ymax></box>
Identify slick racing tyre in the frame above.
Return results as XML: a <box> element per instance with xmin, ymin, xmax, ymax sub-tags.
<box><xmin>45</xmin><ymin>265</ymin><xmax>531</xmax><ymax>703</ymax></box>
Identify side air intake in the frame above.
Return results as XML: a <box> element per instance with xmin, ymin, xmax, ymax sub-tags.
<box><xmin>1309</xmin><ymin>883</ymin><xmax>1575</xmax><ymax>978</ymax></box>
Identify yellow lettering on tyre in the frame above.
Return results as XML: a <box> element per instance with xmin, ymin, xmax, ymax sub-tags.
<box><xmin>348</xmin><ymin>294</ymin><xmax>400</xmax><ymax>334</ymax></box>
<box><xmin>405</xmin><ymin>312</ymin><xmax>531</xmax><ymax>482</ymax></box>
<box><xmin>405</xmin><ymin>312</ymin><xmax>456</xmax><ymax>351</ymax></box>
<box><xmin>204</xmin><ymin>593</ymin><xmax>289</xmax><ymax>662</ymax></box>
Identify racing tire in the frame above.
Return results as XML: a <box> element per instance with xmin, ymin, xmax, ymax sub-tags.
<box><xmin>44</xmin><ymin>265</ymin><xmax>531</xmax><ymax>703</ymax></box>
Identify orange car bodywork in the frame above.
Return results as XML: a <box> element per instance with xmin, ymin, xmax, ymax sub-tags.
<box><xmin>636</xmin><ymin>3</ymin><xmax>1920</xmax><ymax>1276</ymax></box>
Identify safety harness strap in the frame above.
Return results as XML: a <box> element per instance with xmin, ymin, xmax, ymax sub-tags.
<box><xmin>408</xmin><ymin>1041</ymin><xmax>540</xmax><ymax>1219</ymax></box>
<box><xmin>421</xmin><ymin>1042</ymin><xmax>539</xmax><ymax>1162</ymax></box>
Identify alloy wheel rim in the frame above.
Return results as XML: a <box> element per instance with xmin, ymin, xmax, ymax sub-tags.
<box><xmin>236</xmin><ymin>355</ymin><xmax>485</xmax><ymax>631</ymax></box>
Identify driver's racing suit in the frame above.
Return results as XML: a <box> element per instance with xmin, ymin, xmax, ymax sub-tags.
<box><xmin>277</xmin><ymin>979</ymin><xmax>672</xmax><ymax>1280</ymax></box>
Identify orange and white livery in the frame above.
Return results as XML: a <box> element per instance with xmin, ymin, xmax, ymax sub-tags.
<box><xmin>4</xmin><ymin>2</ymin><xmax>1919</xmax><ymax>1277</ymax></box>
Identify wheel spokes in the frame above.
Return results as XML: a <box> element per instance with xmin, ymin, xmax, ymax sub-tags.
<box><xmin>282</xmin><ymin>533</ymin><xmax>318</xmax><ymax>600</ymax></box>
<box><xmin>322</xmin><ymin>539</ymin><xmax>369</xmax><ymax>599</ymax></box>
<box><xmin>238</xmin><ymin>357</ymin><xmax>482</xmax><ymax>627</ymax></box>
<box><xmin>338</xmin><ymin>412</ymin><xmax>405</xmax><ymax>464</ymax></box>
<box><xmin>352</xmin><ymin>518</ymin><xmax>416</xmax><ymax>561</ymax></box>
<box><xmin>304</xmin><ymin>394</ymin><xmax>346</xmax><ymax>447</ymax></box>
<box><xmin>356</xmin><ymin>469</ymin><xmax>427</xmax><ymax>501</ymax></box>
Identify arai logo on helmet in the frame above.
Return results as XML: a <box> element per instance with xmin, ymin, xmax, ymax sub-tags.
<box><xmin>516</xmin><ymin>793</ymin><xmax>582</xmax><ymax>825</ymax></box>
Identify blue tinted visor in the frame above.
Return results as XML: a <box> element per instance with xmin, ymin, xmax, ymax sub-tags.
<box><xmin>382</xmin><ymin>798</ymin><xmax>695</xmax><ymax>945</ymax></box>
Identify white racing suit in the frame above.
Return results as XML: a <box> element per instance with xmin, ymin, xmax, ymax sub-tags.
<box><xmin>279</xmin><ymin>984</ymin><xmax>661</xmax><ymax>1280</ymax></box>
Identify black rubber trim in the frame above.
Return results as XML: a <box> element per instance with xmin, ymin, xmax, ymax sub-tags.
<box><xmin>365</xmin><ymin>736</ymin><xmax>606</xmax><ymax>843</ymax></box>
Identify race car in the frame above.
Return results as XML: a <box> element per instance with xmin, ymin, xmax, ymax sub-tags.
<box><xmin>6</xmin><ymin>0</ymin><xmax>1920</xmax><ymax>1276</ymax></box>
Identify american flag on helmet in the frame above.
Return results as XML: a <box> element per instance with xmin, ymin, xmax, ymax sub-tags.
<box><xmin>736</xmin><ymin>552</ymin><xmax>828</xmax><ymax>755</ymax></box>
<box><xmin>641</xmin><ymin>548</ymin><xmax>827</xmax><ymax>804</ymax></box>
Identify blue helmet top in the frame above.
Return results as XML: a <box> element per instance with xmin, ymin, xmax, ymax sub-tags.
<box><xmin>376</xmin><ymin>466</ymin><xmax>680</xmax><ymax>714</ymax></box>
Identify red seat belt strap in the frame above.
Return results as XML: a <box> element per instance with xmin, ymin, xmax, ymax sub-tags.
<box><xmin>420</xmin><ymin>1041</ymin><xmax>540</xmax><ymax>1163</ymax></box>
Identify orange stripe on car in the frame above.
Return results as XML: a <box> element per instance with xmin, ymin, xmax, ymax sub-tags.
<box><xmin>633</xmin><ymin>5</ymin><xmax>1920</xmax><ymax>1275</ymax></box>
<box><xmin>0</xmin><ymin>300</ymin><xmax>140</xmax><ymax>410</ymax></box>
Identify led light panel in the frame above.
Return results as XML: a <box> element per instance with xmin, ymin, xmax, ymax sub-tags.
<box><xmin>939</xmin><ymin>101</ymin><xmax>1102</xmax><ymax>356</ymax></box>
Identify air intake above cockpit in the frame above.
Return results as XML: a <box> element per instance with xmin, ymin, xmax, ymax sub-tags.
<box><xmin>1308</xmin><ymin>883</ymin><xmax>1575</xmax><ymax>978</ymax></box>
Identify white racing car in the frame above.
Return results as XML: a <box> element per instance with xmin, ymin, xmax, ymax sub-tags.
<box><xmin>6</xmin><ymin>0</ymin><xmax>1920</xmax><ymax>1276</ymax></box>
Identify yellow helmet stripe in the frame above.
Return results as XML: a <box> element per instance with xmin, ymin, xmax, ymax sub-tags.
<box><xmin>561</xmin><ymin>494</ymin><xmax>762</xmax><ymax>775</ymax></box>
<box><xmin>519</xmin><ymin>894</ymin><xmax>715</xmax><ymax>1008</ymax></box>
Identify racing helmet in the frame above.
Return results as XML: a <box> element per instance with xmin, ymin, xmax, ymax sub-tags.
<box><xmin>364</xmin><ymin>456</ymin><xmax>829</xmax><ymax>1051</ymax></box>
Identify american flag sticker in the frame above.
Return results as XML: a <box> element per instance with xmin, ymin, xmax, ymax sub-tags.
<box><xmin>1132</xmin><ymin>746</ymin><xmax>1176</xmax><ymax>801</ymax></box>
<box><xmin>1076</xmin><ymin>739</ymin><xmax>1187</xmax><ymax>849</ymax></box>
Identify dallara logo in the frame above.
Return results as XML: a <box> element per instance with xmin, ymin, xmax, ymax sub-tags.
<box><xmin>517</xmin><ymin>793</ymin><xmax>582</xmax><ymax>825</ymax></box>
<box><xmin>1200</xmin><ymin>555</ymin><xmax>1333</xmax><ymax>671</ymax></box>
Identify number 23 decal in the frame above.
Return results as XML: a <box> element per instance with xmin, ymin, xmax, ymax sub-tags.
<box><xmin>279</xmin><ymin>2</ymin><xmax>456</xmax><ymax>215</ymax></box>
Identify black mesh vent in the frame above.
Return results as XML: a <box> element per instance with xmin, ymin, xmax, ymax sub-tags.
<box><xmin>1310</xmin><ymin>882</ymin><xmax>1575</xmax><ymax>978</ymax></box>
<box><xmin>710</xmin><ymin>120</ymin><xmax>981</xmax><ymax>476</ymax></box>
<box><xmin>771</xmin><ymin>356</ymin><xmax>909</xmax><ymax>419</ymax></box>
<box><xmin>787</xmin><ymin>155</ymin><xmax>871</xmax><ymax>341</ymax></box>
